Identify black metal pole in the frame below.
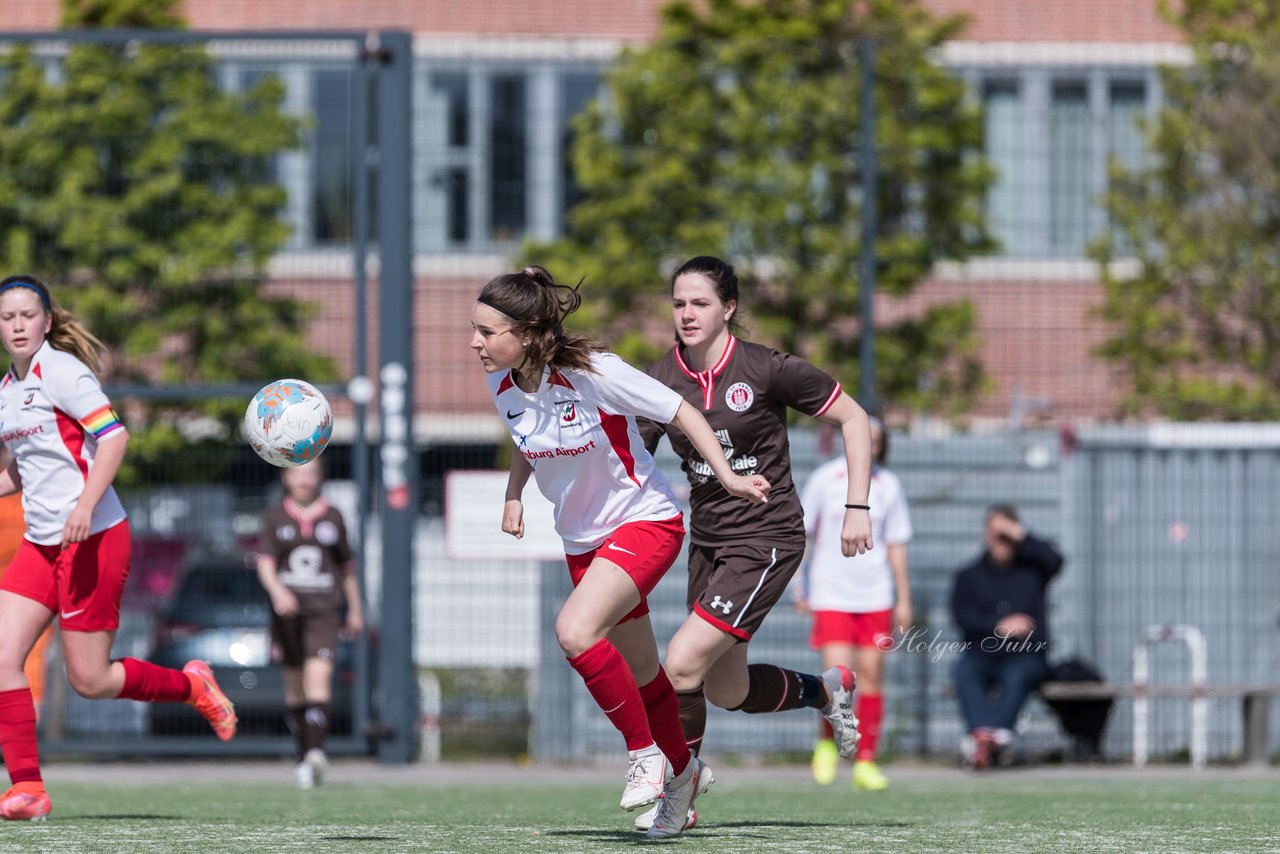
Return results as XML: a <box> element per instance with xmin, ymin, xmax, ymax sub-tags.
<box><xmin>374</xmin><ymin>30</ymin><xmax>418</xmax><ymax>764</ymax></box>
<box><xmin>859</xmin><ymin>39</ymin><xmax>878</xmax><ymax>412</ymax></box>
<box><xmin>350</xmin><ymin>36</ymin><xmax>373</xmax><ymax>755</ymax></box>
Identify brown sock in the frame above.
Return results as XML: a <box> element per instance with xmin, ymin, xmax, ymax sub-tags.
<box><xmin>676</xmin><ymin>686</ymin><xmax>707</xmax><ymax>756</ymax></box>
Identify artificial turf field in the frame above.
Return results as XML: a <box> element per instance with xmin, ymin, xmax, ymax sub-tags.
<box><xmin>1</xmin><ymin>762</ymin><xmax>1277</xmax><ymax>853</ymax></box>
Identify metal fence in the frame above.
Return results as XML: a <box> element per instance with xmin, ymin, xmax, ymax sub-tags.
<box><xmin>0</xmin><ymin>28</ymin><xmax>420</xmax><ymax>760</ymax></box>
<box><xmin>528</xmin><ymin>426</ymin><xmax>1280</xmax><ymax>765</ymax></box>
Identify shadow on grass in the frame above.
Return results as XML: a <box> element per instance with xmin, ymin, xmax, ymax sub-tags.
<box><xmin>711</xmin><ymin>820</ymin><xmax>914</xmax><ymax>830</ymax></box>
<box><xmin>76</xmin><ymin>814</ymin><xmax>182</xmax><ymax>821</ymax></box>
<box><xmin>320</xmin><ymin>836</ymin><xmax>400</xmax><ymax>842</ymax></box>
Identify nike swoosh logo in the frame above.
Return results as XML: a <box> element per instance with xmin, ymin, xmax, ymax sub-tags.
<box><xmin>606</xmin><ymin>543</ymin><xmax>636</xmax><ymax>556</ymax></box>
<box><xmin>506</xmin><ymin>409</ymin><xmax>525</xmax><ymax>419</ymax></box>
<box><xmin>61</xmin><ymin>608</ymin><xmax>86</xmax><ymax>620</ymax></box>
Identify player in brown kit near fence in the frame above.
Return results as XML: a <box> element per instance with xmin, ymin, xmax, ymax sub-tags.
<box><xmin>257</xmin><ymin>458</ymin><xmax>363</xmax><ymax>789</ymax></box>
<box><xmin>636</xmin><ymin>255</ymin><xmax>873</xmax><ymax>831</ymax></box>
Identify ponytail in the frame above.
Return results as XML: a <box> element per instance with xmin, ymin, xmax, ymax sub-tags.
<box><xmin>49</xmin><ymin>305</ymin><xmax>105</xmax><ymax>377</ymax></box>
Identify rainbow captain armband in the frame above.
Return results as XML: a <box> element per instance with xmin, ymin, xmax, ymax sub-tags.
<box><xmin>80</xmin><ymin>405</ymin><xmax>124</xmax><ymax>439</ymax></box>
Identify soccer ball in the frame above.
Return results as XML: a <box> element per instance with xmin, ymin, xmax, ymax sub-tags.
<box><xmin>244</xmin><ymin>379</ymin><xmax>333</xmax><ymax>467</ymax></box>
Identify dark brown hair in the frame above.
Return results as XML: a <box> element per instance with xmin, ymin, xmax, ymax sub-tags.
<box><xmin>0</xmin><ymin>274</ymin><xmax>105</xmax><ymax>376</ymax></box>
<box><xmin>987</xmin><ymin>503</ymin><xmax>1020</xmax><ymax>524</ymax></box>
<box><xmin>671</xmin><ymin>255</ymin><xmax>746</xmax><ymax>336</ymax></box>
<box><xmin>477</xmin><ymin>265</ymin><xmax>604</xmax><ymax>376</ymax></box>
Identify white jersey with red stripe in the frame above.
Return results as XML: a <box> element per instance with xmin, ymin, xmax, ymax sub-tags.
<box><xmin>799</xmin><ymin>460</ymin><xmax>912</xmax><ymax>612</ymax></box>
<box><xmin>0</xmin><ymin>341</ymin><xmax>127</xmax><ymax>545</ymax></box>
<box><xmin>488</xmin><ymin>352</ymin><xmax>683</xmax><ymax>554</ymax></box>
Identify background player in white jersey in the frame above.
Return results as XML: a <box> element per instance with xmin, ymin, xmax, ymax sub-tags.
<box><xmin>0</xmin><ymin>275</ymin><xmax>236</xmax><ymax>821</ymax></box>
<box><xmin>797</xmin><ymin>416</ymin><xmax>912</xmax><ymax>792</ymax></box>
<box><xmin>257</xmin><ymin>458</ymin><xmax>363</xmax><ymax>789</ymax></box>
<box><xmin>470</xmin><ymin>265</ymin><xmax>769</xmax><ymax>839</ymax></box>
<box><xmin>636</xmin><ymin>255</ymin><xmax>873</xmax><ymax>831</ymax></box>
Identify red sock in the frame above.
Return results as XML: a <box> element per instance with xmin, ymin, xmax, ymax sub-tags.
<box><xmin>0</xmin><ymin>688</ymin><xmax>42</xmax><ymax>785</ymax></box>
<box><xmin>116</xmin><ymin>658</ymin><xmax>193</xmax><ymax>703</ymax></box>
<box><xmin>818</xmin><ymin>715</ymin><xmax>834</xmax><ymax>741</ymax></box>
<box><xmin>638</xmin><ymin>670</ymin><xmax>691</xmax><ymax>776</ymax></box>
<box><xmin>856</xmin><ymin>694</ymin><xmax>884</xmax><ymax>762</ymax></box>
<box><xmin>567</xmin><ymin>639</ymin><xmax>652</xmax><ymax>752</ymax></box>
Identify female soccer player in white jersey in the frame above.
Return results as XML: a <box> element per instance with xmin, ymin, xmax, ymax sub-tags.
<box><xmin>635</xmin><ymin>255</ymin><xmax>873</xmax><ymax>830</ymax></box>
<box><xmin>0</xmin><ymin>275</ymin><xmax>237</xmax><ymax>821</ymax></box>
<box><xmin>471</xmin><ymin>265</ymin><xmax>769</xmax><ymax>839</ymax></box>
<box><xmin>797</xmin><ymin>416</ymin><xmax>913</xmax><ymax>792</ymax></box>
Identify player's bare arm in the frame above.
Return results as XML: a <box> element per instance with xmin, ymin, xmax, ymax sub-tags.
<box><xmin>669</xmin><ymin>400</ymin><xmax>770</xmax><ymax>503</ymax></box>
<box><xmin>256</xmin><ymin>553</ymin><xmax>299</xmax><ymax>617</ymax></box>
<box><xmin>816</xmin><ymin>394</ymin><xmax>873</xmax><ymax>555</ymax></box>
<box><xmin>502</xmin><ymin>452</ymin><xmax>535</xmax><ymax>538</ymax></box>
<box><xmin>0</xmin><ymin>448</ymin><xmax>19</xmax><ymax>497</ymax></box>
<box><xmin>61</xmin><ymin>426</ymin><xmax>129</xmax><ymax>548</ymax></box>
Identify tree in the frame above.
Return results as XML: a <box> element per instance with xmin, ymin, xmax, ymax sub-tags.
<box><xmin>0</xmin><ymin>0</ymin><xmax>334</xmax><ymax>474</ymax></box>
<box><xmin>524</xmin><ymin>0</ymin><xmax>994</xmax><ymax>417</ymax></box>
<box><xmin>1093</xmin><ymin>0</ymin><xmax>1280</xmax><ymax>420</ymax></box>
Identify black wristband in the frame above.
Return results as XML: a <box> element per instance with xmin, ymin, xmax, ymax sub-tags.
<box><xmin>845</xmin><ymin>503</ymin><xmax>870</xmax><ymax>510</ymax></box>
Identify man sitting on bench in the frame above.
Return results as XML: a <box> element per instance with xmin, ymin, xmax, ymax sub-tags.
<box><xmin>950</xmin><ymin>504</ymin><xmax>1064</xmax><ymax>768</ymax></box>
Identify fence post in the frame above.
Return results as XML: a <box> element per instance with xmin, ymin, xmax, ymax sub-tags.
<box><xmin>374</xmin><ymin>29</ymin><xmax>418</xmax><ymax>764</ymax></box>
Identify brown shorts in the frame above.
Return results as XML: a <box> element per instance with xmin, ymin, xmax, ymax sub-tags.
<box><xmin>687</xmin><ymin>543</ymin><xmax>804</xmax><ymax>642</ymax></box>
<box><xmin>272</xmin><ymin>611</ymin><xmax>342</xmax><ymax>668</ymax></box>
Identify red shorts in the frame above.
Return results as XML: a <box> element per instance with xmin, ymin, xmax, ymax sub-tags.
<box><xmin>565</xmin><ymin>515</ymin><xmax>684</xmax><ymax>625</ymax></box>
<box><xmin>810</xmin><ymin>608</ymin><xmax>893</xmax><ymax>650</ymax></box>
<box><xmin>0</xmin><ymin>520</ymin><xmax>132</xmax><ymax>632</ymax></box>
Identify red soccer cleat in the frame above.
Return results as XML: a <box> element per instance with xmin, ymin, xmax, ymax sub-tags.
<box><xmin>184</xmin><ymin>660</ymin><xmax>238</xmax><ymax>741</ymax></box>
<box><xmin>0</xmin><ymin>786</ymin><xmax>51</xmax><ymax>821</ymax></box>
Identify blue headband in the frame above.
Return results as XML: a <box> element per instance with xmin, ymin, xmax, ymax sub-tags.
<box><xmin>0</xmin><ymin>281</ymin><xmax>51</xmax><ymax>312</ymax></box>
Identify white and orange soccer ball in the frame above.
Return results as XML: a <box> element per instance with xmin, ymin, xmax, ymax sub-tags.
<box><xmin>244</xmin><ymin>379</ymin><xmax>333</xmax><ymax>467</ymax></box>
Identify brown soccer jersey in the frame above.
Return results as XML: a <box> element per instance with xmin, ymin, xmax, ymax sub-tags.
<box><xmin>259</xmin><ymin>501</ymin><xmax>353</xmax><ymax>616</ymax></box>
<box><xmin>640</xmin><ymin>337</ymin><xmax>842</xmax><ymax>548</ymax></box>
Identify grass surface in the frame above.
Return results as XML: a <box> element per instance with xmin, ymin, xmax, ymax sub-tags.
<box><xmin>1</xmin><ymin>765</ymin><xmax>1277</xmax><ymax>853</ymax></box>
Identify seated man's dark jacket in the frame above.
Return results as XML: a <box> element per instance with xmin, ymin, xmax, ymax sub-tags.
<box><xmin>949</xmin><ymin>534</ymin><xmax>1064</xmax><ymax>655</ymax></box>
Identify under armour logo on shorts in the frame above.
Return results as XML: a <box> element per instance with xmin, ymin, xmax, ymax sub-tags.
<box><xmin>709</xmin><ymin>595</ymin><xmax>733</xmax><ymax>614</ymax></box>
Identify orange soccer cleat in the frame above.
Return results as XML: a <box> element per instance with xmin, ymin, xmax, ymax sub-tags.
<box><xmin>183</xmin><ymin>660</ymin><xmax>238</xmax><ymax>741</ymax></box>
<box><xmin>0</xmin><ymin>785</ymin><xmax>51</xmax><ymax>821</ymax></box>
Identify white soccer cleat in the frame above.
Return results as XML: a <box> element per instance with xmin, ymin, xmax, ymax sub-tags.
<box><xmin>820</xmin><ymin>666</ymin><xmax>860</xmax><ymax>759</ymax></box>
<box><xmin>620</xmin><ymin>744</ymin><xmax>666</xmax><ymax>811</ymax></box>
<box><xmin>304</xmin><ymin>748</ymin><xmax>329</xmax><ymax>786</ymax></box>
<box><xmin>644</xmin><ymin>756</ymin><xmax>709</xmax><ymax>839</ymax></box>
<box><xmin>633</xmin><ymin>759</ymin><xmax>714</xmax><ymax>831</ymax></box>
<box><xmin>295</xmin><ymin>760</ymin><xmax>314</xmax><ymax>790</ymax></box>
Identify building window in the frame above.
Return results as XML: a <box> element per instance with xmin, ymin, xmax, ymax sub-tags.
<box><xmin>1108</xmin><ymin>81</ymin><xmax>1147</xmax><ymax>170</ymax></box>
<box><xmin>972</xmin><ymin>70</ymin><xmax>1157</xmax><ymax>258</ymax></box>
<box><xmin>982</xmin><ymin>80</ymin><xmax>1030</xmax><ymax>255</ymax></box>
<box><xmin>489</xmin><ymin>75</ymin><xmax>527</xmax><ymax>243</ymax></box>
<box><xmin>434</xmin><ymin>71</ymin><xmax>470</xmax><ymax>149</ymax></box>
<box><xmin>1049</xmin><ymin>81</ymin><xmax>1091</xmax><ymax>254</ymax></box>
<box><xmin>313</xmin><ymin>68</ymin><xmax>353</xmax><ymax>245</ymax></box>
<box><xmin>560</xmin><ymin>72</ymin><xmax>600</xmax><ymax>229</ymax></box>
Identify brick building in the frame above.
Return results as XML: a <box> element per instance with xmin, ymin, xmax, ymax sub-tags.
<box><xmin>0</xmin><ymin>0</ymin><xmax>1187</xmax><ymax>435</ymax></box>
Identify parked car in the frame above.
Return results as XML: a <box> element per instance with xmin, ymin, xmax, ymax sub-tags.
<box><xmin>148</xmin><ymin>556</ymin><xmax>360</xmax><ymax>737</ymax></box>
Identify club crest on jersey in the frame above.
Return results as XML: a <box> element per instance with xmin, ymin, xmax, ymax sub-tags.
<box><xmin>315</xmin><ymin>520</ymin><xmax>340</xmax><ymax>546</ymax></box>
<box><xmin>22</xmin><ymin>389</ymin><xmax>36</xmax><ymax>406</ymax></box>
<box><xmin>560</xmin><ymin>401</ymin><xmax>580</xmax><ymax>426</ymax></box>
<box><xmin>724</xmin><ymin>382</ymin><xmax>754</xmax><ymax>412</ymax></box>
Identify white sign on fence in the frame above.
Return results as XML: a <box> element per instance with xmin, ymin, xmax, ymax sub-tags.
<box><xmin>444</xmin><ymin>469</ymin><xmax>564</xmax><ymax>560</ymax></box>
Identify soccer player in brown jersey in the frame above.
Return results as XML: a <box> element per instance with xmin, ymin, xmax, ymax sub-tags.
<box><xmin>636</xmin><ymin>255</ymin><xmax>874</xmax><ymax>831</ymax></box>
<box><xmin>256</xmin><ymin>459</ymin><xmax>363</xmax><ymax>789</ymax></box>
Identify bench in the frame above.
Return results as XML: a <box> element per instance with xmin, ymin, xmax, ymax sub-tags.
<box><xmin>1039</xmin><ymin>681</ymin><xmax>1279</xmax><ymax>767</ymax></box>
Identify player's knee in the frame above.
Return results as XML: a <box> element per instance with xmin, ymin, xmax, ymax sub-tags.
<box><xmin>555</xmin><ymin>617</ymin><xmax>602</xmax><ymax>659</ymax></box>
<box><xmin>65</xmin><ymin>665</ymin><xmax>112</xmax><ymax>699</ymax></box>
<box><xmin>661</xmin><ymin>650</ymin><xmax>703</xmax><ymax>693</ymax></box>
